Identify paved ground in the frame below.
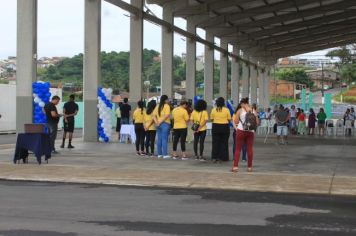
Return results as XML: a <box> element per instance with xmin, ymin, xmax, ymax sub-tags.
<box><xmin>0</xmin><ymin>131</ymin><xmax>355</xmax><ymax>196</ymax></box>
<box><xmin>0</xmin><ymin>180</ymin><xmax>355</xmax><ymax>236</ymax></box>
<box><xmin>0</xmin><ymin>129</ymin><xmax>82</xmax><ymax>145</ymax></box>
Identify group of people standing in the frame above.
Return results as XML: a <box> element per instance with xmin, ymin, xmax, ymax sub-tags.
<box><xmin>117</xmin><ymin>95</ymin><xmax>259</xmax><ymax>172</ymax></box>
<box><xmin>274</xmin><ymin>104</ymin><xmax>333</xmax><ymax>144</ymax></box>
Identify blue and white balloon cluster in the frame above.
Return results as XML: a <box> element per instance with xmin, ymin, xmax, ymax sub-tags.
<box><xmin>97</xmin><ymin>87</ymin><xmax>113</xmax><ymax>143</ymax></box>
<box><xmin>32</xmin><ymin>81</ymin><xmax>51</xmax><ymax>124</ymax></box>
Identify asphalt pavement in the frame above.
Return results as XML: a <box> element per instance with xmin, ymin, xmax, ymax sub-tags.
<box><xmin>0</xmin><ymin>181</ymin><xmax>355</xmax><ymax>236</ymax></box>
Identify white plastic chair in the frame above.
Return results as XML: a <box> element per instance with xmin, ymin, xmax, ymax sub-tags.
<box><xmin>325</xmin><ymin>120</ymin><xmax>334</xmax><ymax>136</ymax></box>
<box><xmin>206</xmin><ymin>122</ymin><xmax>212</xmax><ymax>135</ymax></box>
<box><xmin>335</xmin><ymin>119</ymin><xmax>344</xmax><ymax>136</ymax></box>
<box><xmin>344</xmin><ymin>120</ymin><xmax>354</xmax><ymax>136</ymax></box>
<box><xmin>258</xmin><ymin>119</ymin><xmax>268</xmax><ymax>135</ymax></box>
<box><xmin>267</xmin><ymin>119</ymin><xmax>276</xmax><ymax>134</ymax></box>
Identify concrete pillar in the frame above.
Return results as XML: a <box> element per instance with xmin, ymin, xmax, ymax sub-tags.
<box><xmin>264</xmin><ymin>69</ymin><xmax>271</xmax><ymax>108</ymax></box>
<box><xmin>161</xmin><ymin>5</ymin><xmax>173</xmax><ymax>98</ymax></box>
<box><xmin>257</xmin><ymin>68</ymin><xmax>263</xmax><ymax>107</ymax></box>
<box><xmin>241</xmin><ymin>53</ymin><xmax>249</xmax><ymax>99</ymax></box>
<box><xmin>16</xmin><ymin>0</ymin><xmax>37</xmax><ymax>133</ymax></box>
<box><xmin>83</xmin><ymin>0</ymin><xmax>101</xmax><ymax>142</ymax></box>
<box><xmin>186</xmin><ymin>19</ymin><xmax>196</xmax><ymax>100</ymax></box>
<box><xmin>250</xmin><ymin>63</ymin><xmax>258</xmax><ymax>105</ymax></box>
<box><xmin>231</xmin><ymin>44</ymin><xmax>240</xmax><ymax>106</ymax></box>
<box><xmin>204</xmin><ymin>32</ymin><xmax>214</xmax><ymax>104</ymax></box>
<box><xmin>219</xmin><ymin>40</ymin><xmax>228</xmax><ymax>99</ymax></box>
<box><xmin>129</xmin><ymin>0</ymin><xmax>143</xmax><ymax>102</ymax></box>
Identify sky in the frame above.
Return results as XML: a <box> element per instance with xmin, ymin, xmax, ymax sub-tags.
<box><xmin>0</xmin><ymin>0</ymin><xmax>332</xmax><ymax>61</ymax></box>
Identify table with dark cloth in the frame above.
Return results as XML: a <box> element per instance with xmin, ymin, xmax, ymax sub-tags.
<box><xmin>13</xmin><ymin>133</ymin><xmax>51</xmax><ymax>164</ymax></box>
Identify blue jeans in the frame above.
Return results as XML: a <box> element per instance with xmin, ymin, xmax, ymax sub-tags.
<box><xmin>156</xmin><ymin>122</ymin><xmax>170</xmax><ymax>156</ymax></box>
<box><xmin>121</xmin><ymin>117</ymin><xmax>130</xmax><ymax>124</ymax></box>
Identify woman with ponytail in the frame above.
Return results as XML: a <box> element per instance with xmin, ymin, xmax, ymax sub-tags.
<box><xmin>133</xmin><ymin>100</ymin><xmax>146</xmax><ymax>155</ymax></box>
<box><xmin>153</xmin><ymin>95</ymin><xmax>171</xmax><ymax>158</ymax></box>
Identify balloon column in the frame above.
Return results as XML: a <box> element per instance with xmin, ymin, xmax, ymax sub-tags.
<box><xmin>226</xmin><ymin>100</ymin><xmax>234</xmax><ymax>128</ymax></box>
<box><xmin>32</xmin><ymin>81</ymin><xmax>51</xmax><ymax>124</ymax></box>
<box><xmin>97</xmin><ymin>87</ymin><xmax>113</xmax><ymax>143</ymax></box>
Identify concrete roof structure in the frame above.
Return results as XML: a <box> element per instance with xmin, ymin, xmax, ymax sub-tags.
<box><xmin>147</xmin><ymin>0</ymin><xmax>356</xmax><ymax>64</ymax></box>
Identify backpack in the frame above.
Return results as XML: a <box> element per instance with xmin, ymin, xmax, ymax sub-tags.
<box><xmin>243</xmin><ymin>111</ymin><xmax>257</xmax><ymax>131</ymax></box>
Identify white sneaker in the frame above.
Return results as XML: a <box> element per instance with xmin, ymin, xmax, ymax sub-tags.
<box><xmin>163</xmin><ymin>155</ymin><xmax>171</xmax><ymax>159</ymax></box>
<box><xmin>182</xmin><ymin>157</ymin><xmax>188</xmax><ymax>161</ymax></box>
<box><xmin>157</xmin><ymin>155</ymin><xmax>163</xmax><ymax>158</ymax></box>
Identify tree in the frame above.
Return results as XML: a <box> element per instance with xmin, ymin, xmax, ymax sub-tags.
<box><xmin>326</xmin><ymin>44</ymin><xmax>356</xmax><ymax>84</ymax></box>
<box><xmin>275</xmin><ymin>68</ymin><xmax>313</xmax><ymax>88</ymax></box>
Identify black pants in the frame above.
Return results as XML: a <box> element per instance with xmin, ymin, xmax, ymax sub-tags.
<box><xmin>193</xmin><ymin>130</ymin><xmax>206</xmax><ymax>157</ymax></box>
<box><xmin>211</xmin><ymin>123</ymin><xmax>230</xmax><ymax>161</ymax></box>
<box><xmin>48</xmin><ymin>122</ymin><xmax>58</xmax><ymax>152</ymax></box>
<box><xmin>173</xmin><ymin>128</ymin><xmax>187</xmax><ymax>152</ymax></box>
<box><xmin>134</xmin><ymin>123</ymin><xmax>145</xmax><ymax>152</ymax></box>
<box><xmin>145</xmin><ymin>130</ymin><xmax>156</xmax><ymax>154</ymax></box>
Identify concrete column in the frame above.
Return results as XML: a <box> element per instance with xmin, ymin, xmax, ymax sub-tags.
<box><xmin>219</xmin><ymin>40</ymin><xmax>228</xmax><ymax>99</ymax></box>
<box><xmin>83</xmin><ymin>0</ymin><xmax>101</xmax><ymax>142</ymax></box>
<box><xmin>250</xmin><ymin>63</ymin><xmax>258</xmax><ymax>105</ymax></box>
<box><xmin>241</xmin><ymin>53</ymin><xmax>249</xmax><ymax>99</ymax></box>
<box><xmin>264</xmin><ymin>69</ymin><xmax>271</xmax><ymax>108</ymax></box>
<box><xmin>16</xmin><ymin>0</ymin><xmax>37</xmax><ymax>133</ymax></box>
<box><xmin>231</xmin><ymin>44</ymin><xmax>240</xmax><ymax>105</ymax></box>
<box><xmin>129</xmin><ymin>0</ymin><xmax>143</xmax><ymax>102</ymax></box>
<box><xmin>204</xmin><ymin>32</ymin><xmax>214</xmax><ymax>104</ymax></box>
<box><xmin>258</xmin><ymin>69</ymin><xmax>264</xmax><ymax>107</ymax></box>
<box><xmin>186</xmin><ymin>19</ymin><xmax>196</xmax><ymax>100</ymax></box>
<box><xmin>161</xmin><ymin>5</ymin><xmax>173</xmax><ymax>98</ymax></box>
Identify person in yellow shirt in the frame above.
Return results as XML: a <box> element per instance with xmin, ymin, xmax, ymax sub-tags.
<box><xmin>153</xmin><ymin>95</ymin><xmax>171</xmax><ymax>158</ymax></box>
<box><xmin>210</xmin><ymin>97</ymin><xmax>231</xmax><ymax>162</ymax></box>
<box><xmin>172</xmin><ymin>101</ymin><xmax>190</xmax><ymax>159</ymax></box>
<box><xmin>144</xmin><ymin>100</ymin><xmax>157</xmax><ymax>157</ymax></box>
<box><xmin>133</xmin><ymin>100</ymin><xmax>146</xmax><ymax>156</ymax></box>
<box><xmin>190</xmin><ymin>99</ymin><xmax>209</xmax><ymax>161</ymax></box>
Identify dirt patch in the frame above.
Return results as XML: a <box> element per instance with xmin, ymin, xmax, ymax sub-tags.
<box><xmin>344</xmin><ymin>87</ymin><xmax>356</xmax><ymax>96</ymax></box>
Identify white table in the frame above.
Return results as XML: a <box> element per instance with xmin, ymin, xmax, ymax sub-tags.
<box><xmin>120</xmin><ymin>124</ymin><xmax>136</xmax><ymax>144</ymax></box>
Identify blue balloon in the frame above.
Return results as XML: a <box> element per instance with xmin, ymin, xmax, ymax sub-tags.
<box><xmin>104</xmin><ymin>137</ymin><xmax>109</xmax><ymax>142</ymax></box>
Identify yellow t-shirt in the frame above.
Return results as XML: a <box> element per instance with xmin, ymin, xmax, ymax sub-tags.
<box><xmin>144</xmin><ymin>112</ymin><xmax>156</xmax><ymax>131</ymax></box>
<box><xmin>172</xmin><ymin>106</ymin><xmax>189</xmax><ymax>129</ymax></box>
<box><xmin>153</xmin><ymin>104</ymin><xmax>171</xmax><ymax>124</ymax></box>
<box><xmin>133</xmin><ymin>108</ymin><xmax>145</xmax><ymax>124</ymax></box>
<box><xmin>210</xmin><ymin>107</ymin><xmax>231</xmax><ymax>124</ymax></box>
<box><xmin>190</xmin><ymin>110</ymin><xmax>209</xmax><ymax>131</ymax></box>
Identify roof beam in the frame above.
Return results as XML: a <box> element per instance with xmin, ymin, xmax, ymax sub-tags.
<box><xmin>266</xmin><ymin>31</ymin><xmax>356</xmax><ymax>51</ymax></box>
<box><xmin>244</xmin><ymin>20</ymin><xmax>356</xmax><ymax>47</ymax></box>
<box><xmin>198</xmin><ymin>0</ymin><xmax>312</xmax><ymax>29</ymax></box>
<box><xmin>211</xmin><ymin>10</ymin><xmax>356</xmax><ymax>39</ymax></box>
<box><xmin>240</xmin><ymin>21</ymin><xmax>356</xmax><ymax>50</ymax></box>
<box><xmin>173</xmin><ymin>0</ymin><xmax>256</xmax><ymax>17</ymax></box>
<box><xmin>204</xmin><ymin>0</ymin><xmax>355</xmax><ymax>30</ymax></box>
<box><xmin>258</xmin><ymin>38</ymin><xmax>356</xmax><ymax>58</ymax></box>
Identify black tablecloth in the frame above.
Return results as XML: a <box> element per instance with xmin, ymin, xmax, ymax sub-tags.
<box><xmin>14</xmin><ymin>133</ymin><xmax>51</xmax><ymax>164</ymax></box>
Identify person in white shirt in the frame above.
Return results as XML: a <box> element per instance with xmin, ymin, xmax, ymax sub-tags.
<box><xmin>289</xmin><ymin>105</ymin><xmax>297</xmax><ymax>135</ymax></box>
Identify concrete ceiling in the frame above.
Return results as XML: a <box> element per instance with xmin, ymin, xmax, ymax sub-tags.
<box><xmin>146</xmin><ymin>0</ymin><xmax>356</xmax><ymax>63</ymax></box>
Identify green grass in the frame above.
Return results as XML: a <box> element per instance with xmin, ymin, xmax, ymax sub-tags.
<box><xmin>333</xmin><ymin>86</ymin><xmax>356</xmax><ymax>104</ymax></box>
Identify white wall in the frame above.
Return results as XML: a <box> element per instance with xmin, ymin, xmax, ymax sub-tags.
<box><xmin>0</xmin><ymin>85</ymin><xmax>63</xmax><ymax>132</ymax></box>
<box><xmin>0</xmin><ymin>84</ymin><xmax>16</xmax><ymax>132</ymax></box>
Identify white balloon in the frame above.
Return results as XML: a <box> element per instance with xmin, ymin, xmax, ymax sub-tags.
<box><xmin>39</xmin><ymin>102</ymin><xmax>45</xmax><ymax>107</ymax></box>
<box><xmin>34</xmin><ymin>97</ymin><xmax>40</xmax><ymax>103</ymax></box>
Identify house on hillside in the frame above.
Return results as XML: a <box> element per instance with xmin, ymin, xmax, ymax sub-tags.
<box><xmin>306</xmin><ymin>69</ymin><xmax>340</xmax><ymax>89</ymax></box>
<box><xmin>269</xmin><ymin>80</ymin><xmax>307</xmax><ymax>99</ymax></box>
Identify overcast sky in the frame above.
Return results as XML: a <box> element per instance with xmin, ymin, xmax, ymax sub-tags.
<box><xmin>0</xmin><ymin>0</ymin><xmax>331</xmax><ymax>60</ymax></box>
